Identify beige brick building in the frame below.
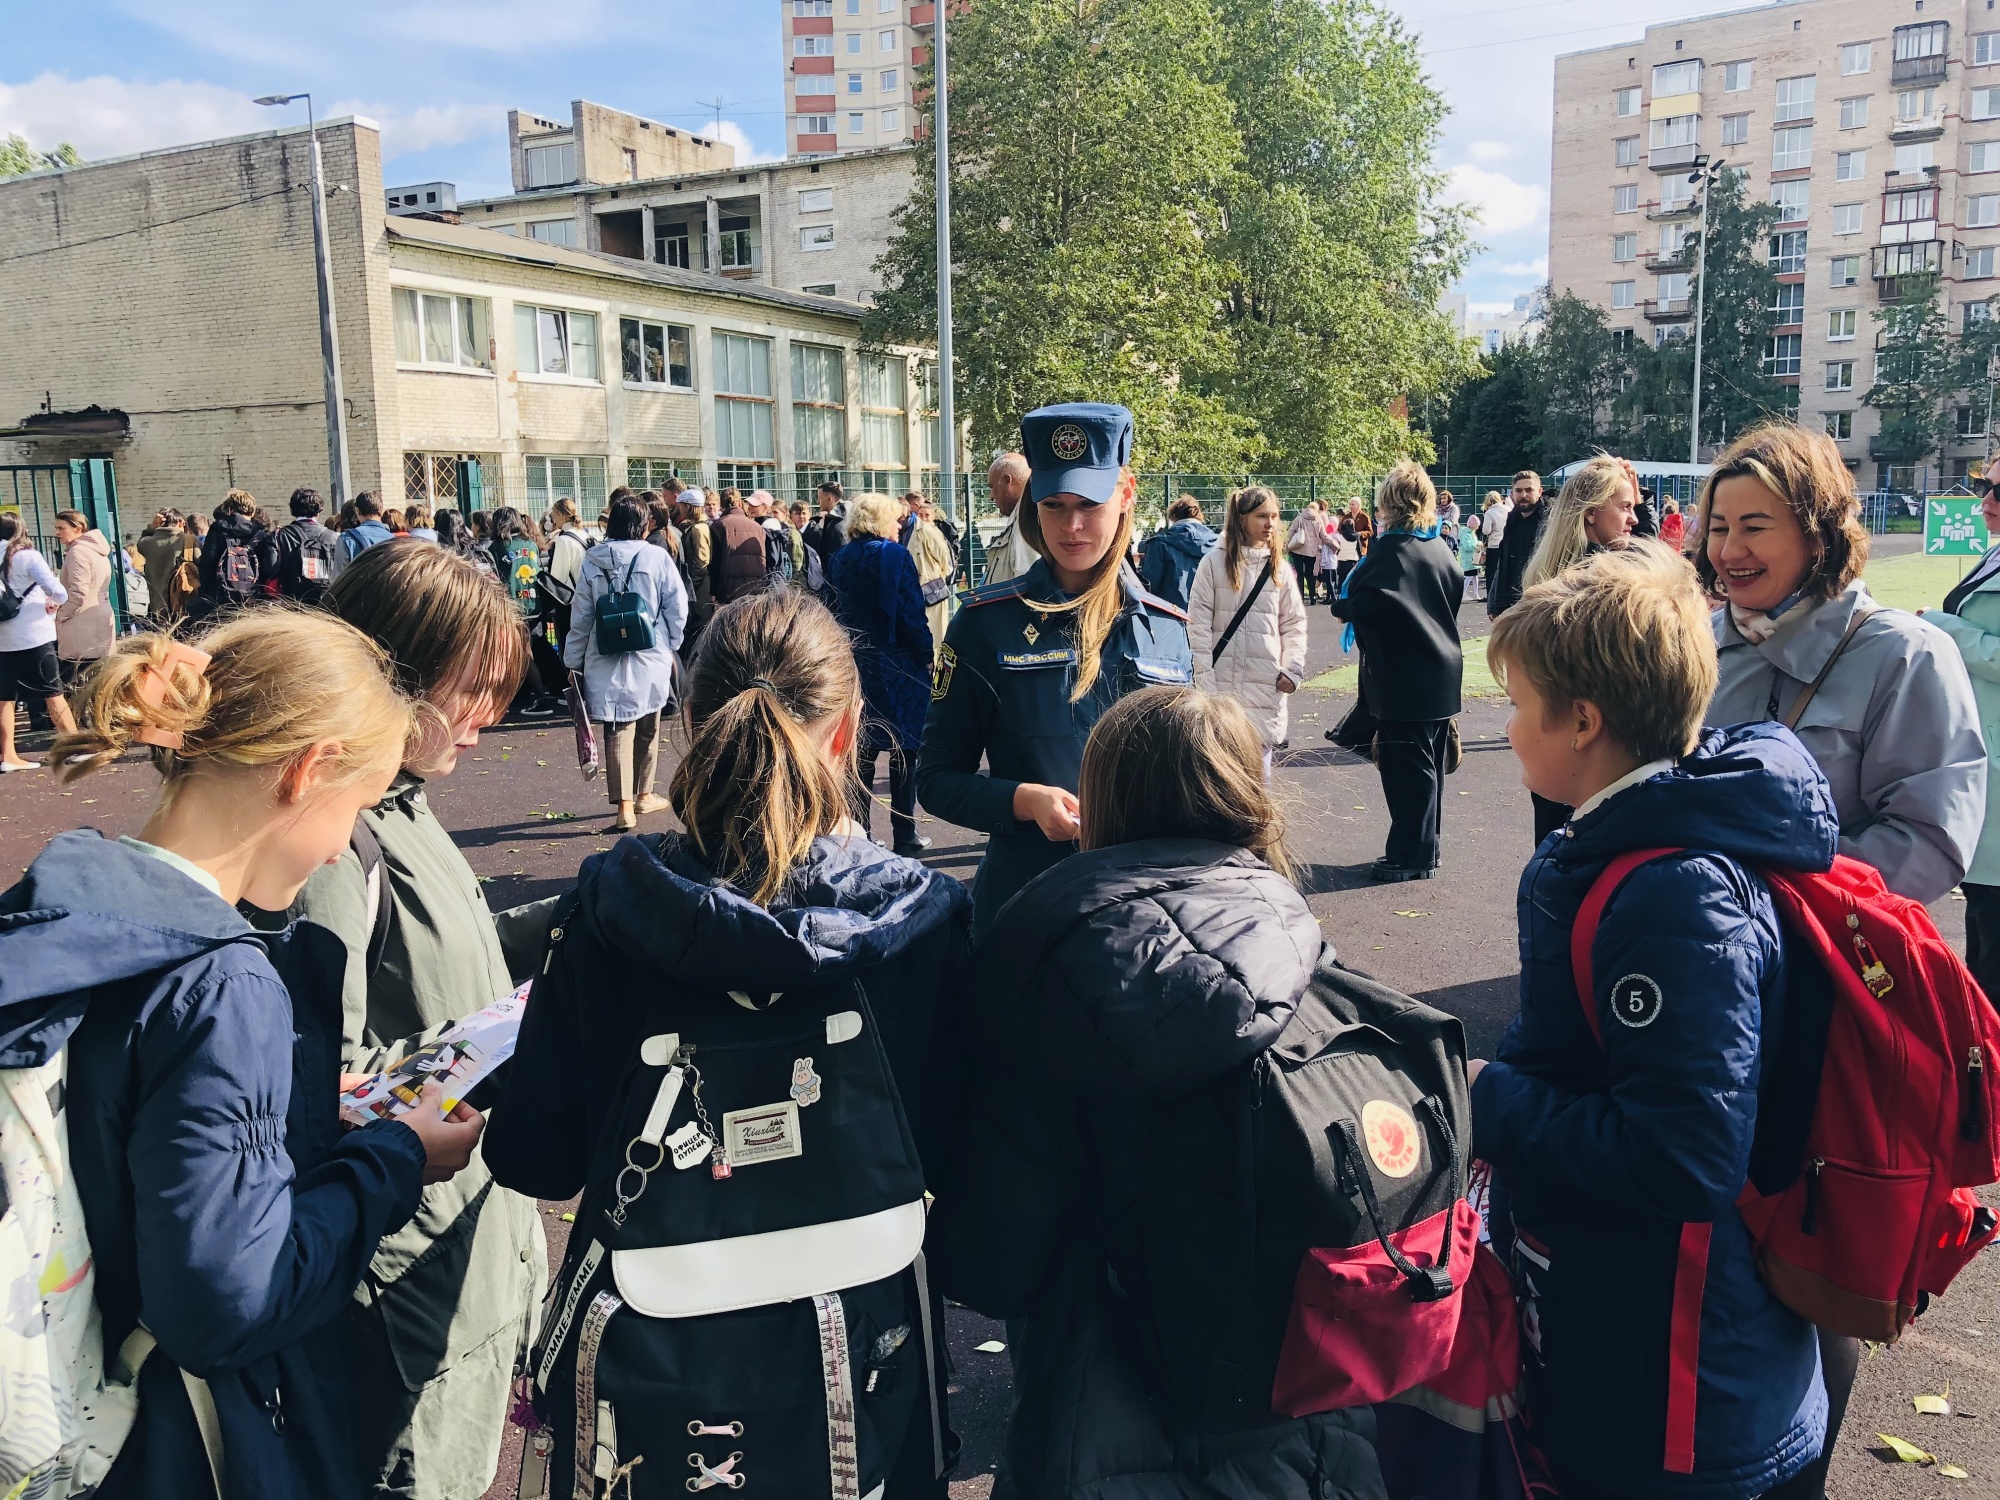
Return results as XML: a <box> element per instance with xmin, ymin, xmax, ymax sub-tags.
<box><xmin>1550</xmin><ymin>0</ymin><xmax>1989</xmax><ymax>485</ymax></box>
<box><xmin>459</xmin><ymin>105</ymin><xmax>915</xmax><ymax>307</ymax></box>
<box><xmin>782</xmin><ymin>0</ymin><xmax>937</xmax><ymax>157</ymax></box>
<box><xmin>0</xmin><ymin>119</ymin><xmax>938</xmax><ymax>534</ymax></box>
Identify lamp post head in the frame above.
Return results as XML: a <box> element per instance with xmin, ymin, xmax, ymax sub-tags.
<box><xmin>254</xmin><ymin>94</ymin><xmax>306</xmax><ymax>107</ymax></box>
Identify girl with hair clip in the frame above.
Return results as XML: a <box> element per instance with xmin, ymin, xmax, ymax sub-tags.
<box><xmin>1188</xmin><ymin>485</ymin><xmax>1308</xmax><ymax>769</ymax></box>
<box><xmin>915</xmin><ymin>402</ymin><xmax>1194</xmax><ymax>939</ymax></box>
<box><xmin>484</xmin><ymin>588</ymin><xmax>971</xmax><ymax>1497</ymax></box>
<box><xmin>1520</xmin><ymin>454</ymin><xmax>1641</xmax><ymax>592</ymax></box>
<box><xmin>929</xmin><ymin>685</ymin><xmax>1385</xmax><ymax>1500</ymax></box>
<box><xmin>0</xmin><ymin>615</ymin><xmax>484</xmax><ymax>1500</ymax></box>
<box><xmin>269</xmin><ymin>543</ymin><xmax>552</xmax><ymax>1500</ymax></box>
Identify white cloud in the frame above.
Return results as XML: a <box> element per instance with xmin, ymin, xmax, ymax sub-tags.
<box><xmin>328</xmin><ymin>98</ymin><xmax>497</xmax><ymax>157</ymax></box>
<box><xmin>1499</xmin><ymin>256</ymin><xmax>1549</xmax><ymax>279</ymax></box>
<box><xmin>1468</xmin><ymin>140</ymin><xmax>1514</xmax><ymax>164</ymax></box>
<box><xmin>710</xmin><ymin>119</ymin><xmax>784</xmax><ymax>166</ymax></box>
<box><xmin>1440</xmin><ymin>164</ymin><xmax>1547</xmax><ymax>236</ymax></box>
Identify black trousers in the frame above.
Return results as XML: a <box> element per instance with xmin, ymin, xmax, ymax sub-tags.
<box><xmin>1375</xmin><ymin>718</ymin><xmax>1450</xmax><ymax>870</ymax></box>
<box><xmin>852</xmin><ymin>745</ymin><xmax>918</xmax><ymax>846</ymax></box>
<box><xmin>1963</xmin><ymin>882</ymin><xmax>2000</xmax><ymax>1010</ymax></box>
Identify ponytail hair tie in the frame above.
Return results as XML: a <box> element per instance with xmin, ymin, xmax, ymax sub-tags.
<box><xmin>746</xmin><ymin>676</ymin><xmax>779</xmax><ymax>695</ymax></box>
<box><xmin>132</xmin><ymin>641</ymin><xmax>212</xmax><ymax>750</ymax></box>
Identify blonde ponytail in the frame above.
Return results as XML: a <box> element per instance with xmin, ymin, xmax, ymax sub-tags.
<box><xmin>1017</xmin><ymin>469</ymin><xmax>1138</xmax><ymax>702</ymax></box>
<box><xmin>55</xmin><ymin>611</ymin><xmax>416</xmax><ymax>794</ymax></box>
<box><xmin>669</xmin><ymin>590</ymin><xmax>862</xmax><ymax>906</ymax></box>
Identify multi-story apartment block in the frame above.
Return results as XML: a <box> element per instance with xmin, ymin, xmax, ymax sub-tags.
<box><xmin>460</xmin><ymin>100</ymin><xmax>916</xmax><ymax>306</ymax></box>
<box><xmin>1550</xmin><ymin>0</ymin><xmax>1993</xmax><ymax>486</ymax></box>
<box><xmin>783</xmin><ymin>0</ymin><xmax>938</xmax><ymax>157</ymax></box>
<box><xmin>0</xmin><ymin>119</ymin><xmax>939</xmax><ymax>532</ymax></box>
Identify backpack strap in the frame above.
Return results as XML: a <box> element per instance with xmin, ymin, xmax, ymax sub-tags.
<box><xmin>1211</xmin><ymin>554</ymin><xmax>1274</xmax><ymax>666</ymax></box>
<box><xmin>1568</xmin><ymin>842</ymin><xmax>1709</xmax><ymax>1476</ymax></box>
<box><xmin>349</xmin><ymin>820</ymin><xmax>393</xmax><ymax>979</ymax></box>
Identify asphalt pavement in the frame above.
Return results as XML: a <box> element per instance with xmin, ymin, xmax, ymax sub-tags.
<box><xmin>1</xmin><ymin>545</ymin><xmax>1992</xmax><ymax>1498</ymax></box>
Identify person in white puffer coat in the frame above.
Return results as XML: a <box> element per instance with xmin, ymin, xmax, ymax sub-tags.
<box><xmin>1188</xmin><ymin>485</ymin><xmax>1309</xmax><ymax>764</ymax></box>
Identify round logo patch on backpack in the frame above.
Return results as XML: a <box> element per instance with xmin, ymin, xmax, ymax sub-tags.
<box><xmin>1361</xmin><ymin>1099</ymin><xmax>1423</xmax><ymax>1179</ymax></box>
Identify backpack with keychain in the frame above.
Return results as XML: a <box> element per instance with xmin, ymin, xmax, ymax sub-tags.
<box><xmin>592</xmin><ymin>555</ymin><xmax>656</xmax><ymax>656</ymax></box>
<box><xmin>519</xmin><ymin>912</ymin><xmax>941</xmax><ymax>1500</ymax></box>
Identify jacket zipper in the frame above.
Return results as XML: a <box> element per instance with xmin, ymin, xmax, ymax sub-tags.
<box><xmin>1800</xmin><ymin>1158</ymin><xmax>1824</xmax><ymax>1235</ymax></box>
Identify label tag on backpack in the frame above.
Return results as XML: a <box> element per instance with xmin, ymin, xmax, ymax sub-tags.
<box><xmin>722</xmin><ymin>1101</ymin><xmax>803</xmax><ymax>1166</ymax></box>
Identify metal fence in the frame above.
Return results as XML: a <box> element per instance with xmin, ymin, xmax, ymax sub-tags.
<box><xmin>1</xmin><ymin>461</ymin><xmax>130</xmax><ymax>623</ymax></box>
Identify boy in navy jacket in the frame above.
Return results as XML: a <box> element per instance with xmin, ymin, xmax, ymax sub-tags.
<box><xmin>1472</xmin><ymin>544</ymin><xmax>1833</xmax><ymax>1500</ymax></box>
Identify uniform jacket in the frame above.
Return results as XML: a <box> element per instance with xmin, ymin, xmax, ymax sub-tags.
<box><xmin>0</xmin><ymin>831</ymin><xmax>426</xmax><ymax>1500</ymax></box>
<box><xmin>1485</xmin><ymin>500</ymin><xmax>1545</xmax><ymax>616</ymax></box>
<box><xmin>828</xmin><ymin>536</ymin><xmax>933</xmax><ymax>753</ymax></box>
<box><xmin>1931</xmin><ymin>546</ymin><xmax>2000</xmax><ymax>885</ymax></box>
<box><xmin>1710</xmin><ymin>580</ymin><xmax>1985</xmax><ymax>903</ymax></box>
<box><xmin>55</xmin><ymin>528</ymin><xmax>114</xmax><ymax>660</ymax></box>
<box><xmin>563</xmin><ymin>538</ymin><xmax>688</xmax><ymax>724</ymax></box>
<box><xmin>1188</xmin><ymin>546</ymin><xmax>1309</xmax><ymax>747</ymax></box>
<box><xmin>1330</xmin><ymin>530</ymin><xmax>1464</xmax><ymax>722</ymax></box>
<box><xmin>915</xmin><ymin>560</ymin><xmax>1193</xmax><ymax>938</ymax></box>
<box><xmin>1136</xmin><ymin>519</ymin><xmax>1217</xmax><ymax>612</ymax></box>
<box><xmin>929</xmin><ymin>839</ymin><xmax>1386</xmax><ymax>1500</ymax></box>
<box><xmin>283</xmin><ymin>781</ymin><xmax>552</xmax><ymax>1500</ymax></box>
<box><xmin>708</xmin><ymin>510</ymin><xmax>769</xmax><ymax>604</ymax></box>
<box><xmin>1472</xmin><ymin>726</ymin><xmax>1835</xmax><ymax>1500</ymax></box>
<box><xmin>484</xmin><ymin>828</ymin><xmax>971</xmax><ymax>1200</ymax></box>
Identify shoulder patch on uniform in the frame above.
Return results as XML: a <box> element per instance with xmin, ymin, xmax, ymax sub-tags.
<box><xmin>1131</xmin><ymin>586</ymin><xmax>1188</xmax><ymax>622</ymax></box>
<box><xmin>1609</xmin><ymin>973</ymin><xmax>1664</xmax><ymax>1029</ymax></box>
<box><xmin>931</xmin><ymin>644</ymin><xmax>957</xmax><ymax>700</ymax></box>
<box><xmin>960</xmin><ymin>576</ymin><xmax>1029</xmax><ymax>609</ymax></box>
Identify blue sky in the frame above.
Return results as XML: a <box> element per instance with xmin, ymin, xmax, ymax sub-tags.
<box><xmin>2</xmin><ymin>0</ymin><xmax>1736</xmax><ymax>313</ymax></box>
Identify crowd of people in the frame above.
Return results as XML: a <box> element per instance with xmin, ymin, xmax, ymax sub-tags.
<box><xmin>3</xmin><ymin>402</ymin><xmax>1998</xmax><ymax>1500</ymax></box>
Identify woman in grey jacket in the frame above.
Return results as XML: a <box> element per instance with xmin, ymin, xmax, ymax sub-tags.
<box><xmin>1697</xmin><ymin>423</ymin><xmax>1984</xmax><ymax>1500</ymax></box>
<box><xmin>272</xmin><ymin>543</ymin><xmax>555</xmax><ymax>1500</ymax></box>
<box><xmin>563</xmin><ymin>495</ymin><xmax>689</xmax><ymax>831</ymax></box>
<box><xmin>1700</xmin><ymin>424</ymin><xmax>1984</xmax><ymax>907</ymax></box>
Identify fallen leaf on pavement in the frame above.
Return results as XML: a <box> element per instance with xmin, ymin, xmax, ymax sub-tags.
<box><xmin>1392</xmin><ymin>910</ymin><xmax>1432</xmax><ymax>919</ymax></box>
<box><xmin>1938</xmin><ymin>1462</ymin><xmax>1969</xmax><ymax>1479</ymax></box>
<box><xmin>1916</xmin><ymin>1394</ymin><xmax>1952</xmax><ymax>1417</ymax></box>
<box><xmin>1875</xmin><ymin>1433</ymin><xmax>1932</xmax><ymax>1464</ymax></box>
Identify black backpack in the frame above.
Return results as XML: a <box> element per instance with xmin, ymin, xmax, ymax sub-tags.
<box><xmin>524</xmin><ymin>929</ymin><xmax>942</xmax><ymax>1499</ymax></box>
<box><xmin>592</xmin><ymin>555</ymin><xmax>656</xmax><ymax>656</ymax></box>
<box><xmin>218</xmin><ymin>532</ymin><xmax>260</xmax><ymax>598</ymax></box>
<box><xmin>1128</xmin><ymin>947</ymin><xmax>1473</xmax><ymax>1430</ymax></box>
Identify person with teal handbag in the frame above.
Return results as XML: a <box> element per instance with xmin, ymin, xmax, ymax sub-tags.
<box><xmin>564</xmin><ymin>497</ymin><xmax>689</xmax><ymax>831</ymax></box>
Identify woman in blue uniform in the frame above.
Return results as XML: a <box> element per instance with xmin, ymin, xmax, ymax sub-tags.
<box><xmin>916</xmin><ymin>402</ymin><xmax>1194</xmax><ymax>938</ymax></box>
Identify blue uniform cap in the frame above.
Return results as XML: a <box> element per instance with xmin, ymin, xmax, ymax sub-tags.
<box><xmin>1022</xmin><ymin>403</ymin><xmax>1134</xmax><ymax>506</ymax></box>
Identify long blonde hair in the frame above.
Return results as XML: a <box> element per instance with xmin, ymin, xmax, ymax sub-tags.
<box><xmin>55</xmin><ymin>612</ymin><xmax>416</xmax><ymax>794</ymax></box>
<box><xmin>668</xmin><ymin>590</ymin><xmax>862</xmax><ymax>906</ymax></box>
<box><xmin>1017</xmin><ymin>469</ymin><xmax>1138</xmax><ymax>702</ymax></box>
<box><xmin>1523</xmin><ymin>455</ymin><xmax>1631</xmax><ymax>591</ymax></box>
<box><xmin>1223</xmin><ymin>486</ymin><xmax>1292</xmax><ymax>592</ymax></box>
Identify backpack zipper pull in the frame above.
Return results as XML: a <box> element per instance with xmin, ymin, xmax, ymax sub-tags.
<box><xmin>1801</xmin><ymin>1158</ymin><xmax>1824</xmax><ymax>1235</ymax></box>
<box><xmin>1850</xmin><ymin>928</ymin><xmax>1894</xmax><ymax>999</ymax></box>
<box><xmin>1963</xmin><ymin>1046</ymin><xmax>1986</xmax><ymax>1142</ymax></box>
<box><xmin>542</xmin><ymin>925</ymin><xmax>565</xmax><ymax>975</ymax></box>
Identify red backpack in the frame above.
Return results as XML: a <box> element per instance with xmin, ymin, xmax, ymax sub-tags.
<box><xmin>1576</xmin><ymin>848</ymin><xmax>2000</xmax><ymax>1347</ymax></box>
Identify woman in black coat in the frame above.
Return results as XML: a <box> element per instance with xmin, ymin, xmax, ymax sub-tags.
<box><xmin>930</xmin><ymin>686</ymin><xmax>1386</xmax><ymax>1500</ymax></box>
<box><xmin>1328</xmin><ymin>463</ymin><xmax>1464</xmax><ymax>882</ymax></box>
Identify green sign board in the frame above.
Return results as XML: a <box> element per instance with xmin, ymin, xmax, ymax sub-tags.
<box><xmin>1925</xmin><ymin>497</ymin><xmax>1987</xmax><ymax>557</ymax></box>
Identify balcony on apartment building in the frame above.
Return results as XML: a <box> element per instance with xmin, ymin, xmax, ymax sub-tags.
<box><xmin>1646</xmin><ymin>197</ymin><xmax>1699</xmax><ymax>221</ymax></box>
<box><xmin>1891</xmin><ymin>20</ymin><xmax>1949</xmax><ymax>89</ymax></box>
<box><xmin>1872</xmin><ymin>239</ymin><xmax>1946</xmax><ymax>301</ymax></box>
<box><xmin>1890</xmin><ymin>103</ymin><xmax>1948</xmax><ymax>143</ymax></box>
<box><xmin>1649</xmin><ymin>142</ymin><xmax>1700</xmax><ymax>172</ymax></box>
<box><xmin>592</xmin><ymin>195</ymin><xmax>766</xmax><ymax>279</ymax></box>
<box><xmin>1642</xmin><ymin>297</ymin><xmax>1692</xmax><ymax>321</ymax></box>
<box><xmin>1643</xmin><ymin>246</ymin><xmax>1695</xmax><ymax>272</ymax></box>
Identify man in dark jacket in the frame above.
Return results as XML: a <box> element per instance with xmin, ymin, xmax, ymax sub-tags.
<box><xmin>1136</xmin><ymin>497</ymin><xmax>1218</xmax><ymax>611</ymax></box>
<box><xmin>707</xmin><ymin>488</ymin><xmax>770</xmax><ymax>604</ymax></box>
<box><xmin>194</xmin><ymin>490</ymin><xmax>270</xmax><ymax>617</ymax></box>
<box><xmin>802</xmin><ymin>479</ymin><xmax>850</xmax><ymax>573</ymax></box>
<box><xmin>134</xmin><ymin>511</ymin><xmax>188</xmax><ymax>621</ymax></box>
<box><xmin>262</xmin><ymin>488</ymin><xmax>341</xmax><ymax>605</ymax></box>
<box><xmin>1485</xmin><ymin>469</ymin><xmax>1546</xmax><ymax>617</ymax></box>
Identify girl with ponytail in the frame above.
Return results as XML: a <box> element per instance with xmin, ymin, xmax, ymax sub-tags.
<box><xmin>0</xmin><ymin>613</ymin><xmax>484</xmax><ymax>1500</ymax></box>
<box><xmin>484</xmin><ymin>589</ymin><xmax>971</xmax><ymax>1491</ymax></box>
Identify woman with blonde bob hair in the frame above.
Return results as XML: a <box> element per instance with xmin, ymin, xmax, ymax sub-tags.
<box><xmin>930</xmin><ymin>686</ymin><xmax>1384</xmax><ymax>1495</ymax></box>
<box><xmin>1330</xmin><ymin>461</ymin><xmax>1466</xmax><ymax>881</ymax></box>
<box><xmin>1521</xmin><ymin>455</ymin><xmax>1639</xmax><ymax>591</ymax></box>
<box><xmin>2</xmin><ymin>613</ymin><xmax>483</xmax><ymax>1500</ymax></box>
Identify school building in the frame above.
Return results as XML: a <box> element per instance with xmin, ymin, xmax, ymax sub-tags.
<box><xmin>0</xmin><ymin>116</ymin><xmax>939</xmax><ymax>536</ymax></box>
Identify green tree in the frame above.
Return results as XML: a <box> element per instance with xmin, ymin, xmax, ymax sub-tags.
<box><xmin>1611</xmin><ymin>336</ymin><xmax>1691</xmax><ymax>460</ymax></box>
<box><xmin>1864</xmin><ymin>274</ymin><xmax>1956</xmax><ymax>468</ymax></box>
<box><xmin>867</xmin><ymin>0</ymin><xmax>1472</xmax><ymax>472</ymax></box>
<box><xmin>1683</xmin><ymin>169</ymin><xmax>1789</xmax><ymax>451</ymax></box>
<box><xmin>1438</xmin><ymin>340</ymin><xmax>1541</xmax><ymax>474</ymax></box>
<box><xmin>1535</xmin><ymin>290</ymin><xmax>1619</xmax><ymax>468</ymax></box>
<box><xmin>1209</xmin><ymin>0</ymin><xmax>1475</xmax><ymax>470</ymax></box>
<box><xmin>0</xmin><ymin>134</ymin><xmax>83</xmax><ymax>180</ymax></box>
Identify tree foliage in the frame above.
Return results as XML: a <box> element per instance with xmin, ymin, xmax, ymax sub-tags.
<box><xmin>1864</xmin><ymin>275</ymin><xmax>1957</xmax><ymax>464</ymax></box>
<box><xmin>0</xmin><ymin>135</ymin><xmax>83</xmax><ymax>180</ymax></box>
<box><xmin>867</xmin><ymin>0</ymin><xmax>1474</xmax><ymax>472</ymax></box>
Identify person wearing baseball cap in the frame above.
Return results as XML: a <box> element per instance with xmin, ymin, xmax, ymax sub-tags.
<box><xmin>916</xmin><ymin>402</ymin><xmax>1194</xmax><ymax>937</ymax></box>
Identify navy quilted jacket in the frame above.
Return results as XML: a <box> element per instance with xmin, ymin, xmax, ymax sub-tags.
<box><xmin>1472</xmin><ymin>724</ymin><xmax>1838</xmax><ymax>1500</ymax></box>
<box><xmin>827</xmin><ymin>536</ymin><xmax>934</xmax><ymax>753</ymax></box>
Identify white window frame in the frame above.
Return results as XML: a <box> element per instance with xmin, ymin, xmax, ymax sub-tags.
<box><xmin>1770</xmin><ymin>230</ymin><xmax>1808</xmax><ymax>273</ymax></box>
<box><xmin>1900</xmin><ymin>87</ymin><xmax>1939</xmax><ymax>123</ymax></box>
<box><xmin>1724</xmin><ymin>60</ymin><xmax>1752</xmax><ymax>92</ymax></box>
<box><xmin>525</xmin><ymin>455</ymin><xmax>608</xmax><ymax>516</ymax></box>
<box><xmin>618</xmin><ymin>316</ymin><xmax>694</xmax><ymax>390</ymax></box>
<box><xmin>846</xmin><ymin>31</ymin><xmax>863</xmax><ymax>53</ymax></box>
<box><xmin>879</xmin><ymin>68</ymin><xmax>899</xmax><ymax>92</ymax></box>
<box><xmin>1650</xmin><ymin>114</ymin><xmax>1697</xmax><ymax>149</ymax></box>
<box><xmin>1766</xmin><ymin>334</ymin><xmax>1802</xmax><ymax>377</ymax></box>
<box><xmin>1612</xmin><ymin>280</ymin><xmax>1636</xmax><ymax>309</ymax></box>
<box><xmin>1773</xmin><ymin>124</ymin><xmax>1813</xmax><ymax>171</ymax></box>
<box><xmin>797</xmin><ymin>186</ymin><xmax>834</xmax><ymax>213</ymax></box>
<box><xmin>1832</xmin><ymin>203</ymin><xmax>1863</xmax><ymax>235</ymax></box>
<box><xmin>393</xmin><ymin>289</ymin><xmax>494</xmax><ymax>373</ymax></box>
<box><xmin>1978</xmin><ymin>33</ymin><xmax>2000</xmax><ymax>67</ymax></box>
<box><xmin>800</xmin><ymin>224</ymin><xmax>837</xmax><ymax>251</ymax></box>
<box><xmin>879</xmin><ymin>28</ymin><xmax>898</xmax><ymax>51</ymax></box>
<box><xmin>1771</xmin><ymin>179</ymin><xmax>1809</xmax><ymax>224</ymax></box>
<box><xmin>515</xmin><ymin>303</ymin><xmax>600</xmax><ymax>383</ymax></box>
<box><xmin>1613</xmin><ymin>184</ymin><xmax>1638</xmax><ymax>214</ymax></box>
<box><xmin>713</xmin><ymin>332</ymin><xmax>776</xmax><ymax>465</ymax></box>
<box><xmin>1615</xmin><ymin>135</ymin><xmax>1640</xmax><ymax>166</ymax></box>
<box><xmin>1612</xmin><ymin>232</ymin><xmax>1637</xmax><ymax>262</ymax></box>
<box><xmin>523</xmin><ymin>140</ymin><xmax>576</xmax><ymax>189</ymax></box>
<box><xmin>527</xmin><ymin>218</ymin><xmax>578</xmax><ymax>248</ymax></box>
<box><xmin>1977</xmin><ymin>89</ymin><xmax>2000</xmax><ymax>122</ymax></box>
<box><xmin>800</xmin><ymin>113</ymin><xmax>835</xmax><ymax>134</ymax></box>
<box><xmin>794</xmin><ymin>0</ymin><xmax>833</xmax><ymax>13</ymax></box>
<box><xmin>880</xmin><ymin>107</ymin><xmax>902</xmax><ymax>133</ymax></box>
<box><xmin>1974</xmin><ymin>142</ymin><xmax>2000</xmax><ymax>174</ymax></box>
<box><xmin>1615</xmin><ymin>87</ymin><xmax>1641</xmax><ymax>117</ymax></box>
<box><xmin>847</xmin><ymin>71</ymin><xmax>864</xmax><ymax>92</ymax></box>
<box><xmin>1775</xmin><ymin>75</ymin><xmax>1816</xmax><ymax>123</ymax></box>
<box><xmin>1896</xmin><ymin>143</ymin><xmax>1936</xmax><ymax>174</ymax></box>
<box><xmin>1653</xmin><ymin>61</ymin><xmax>1701</xmax><ymax>96</ymax></box>
<box><xmin>1971</xmin><ymin>247</ymin><xmax>1999</xmax><ymax>280</ymax></box>
<box><xmin>1826</xmin><ymin>411</ymin><xmax>1854</xmax><ymax>440</ymax></box>
<box><xmin>1840</xmin><ymin>42</ymin><xmax>1871</xmax><ymax>76</ymax></box>
<box><xmin>860</xmin><ymin>352</ymin><xmax>908</xmax><ymax>469</ymax></box>
<box><xmin>796</xmin><ymin>34</ymin><xmax>833</xmax><ymax>55</ymax></box>
<box><xmin>1973</xmin><ymin>196</ymin><xmax>2000</xmax><ymax>230</ymax></box>
<box><xmin>1829</xmin><ymin>255</ymin><xmax>1859</xmax><ymax>287</ymax></box>
<box><xmin>1828</xmin><ymin>308</ymin><xmax>1857</xmax><ymax>341</ymax></box>
<box><xmin>1770</xmin><ymin>282</ymin><xmax>1805</xmax><ymax>324</ymax></box>
<box><xmin>1895</xmin><ymin>22</ymin><xmax>1949</xmax><ymax>62</ymax></box>
<box><xmin>848</xmin><ymin>112</ymin><xmax>866</xmax><ymax>133</ymax></box>
<box><xmin>797</xmin><ymin>74</ymin><xmax>837</xmax><ymax>97</ymax></box>
<box><xmin>1721</xmin><ymin>113</ymin><xmax>1749</xmax><ymax>146</ymax></box>
<box><xmin>1834</xmin><ymin>150</ymin><xmax>1866</xmax><ymax>182</ymax></box>
<box><xmin>1839</xmin><ymin>96</ymin><xmax>1868</xmax><ymax>130</ymax></box>
<box><xmin>791</xmin><ymin>342</ymin><xmax>847</xmax><ymax>467</ymax></box>
<box><xmin>1825</xmin><ymin>361</ymin><xmax>1855</xmax><ymax>392</ymax></box>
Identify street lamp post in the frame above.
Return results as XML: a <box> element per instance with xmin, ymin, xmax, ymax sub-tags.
<box><xmin>1687</xmin><ymin>155</ymin><xmax>1725</xmax><ymax>467</ymax></box>
<box><xmin>255</xmin><ymin>92</ymin><xmax>351</xmax><ymax>504</ymax></box>
<box><xmin>932</xmin><ymin>5</ymin><xmax>958</xmax><ymax>525</ymax></box>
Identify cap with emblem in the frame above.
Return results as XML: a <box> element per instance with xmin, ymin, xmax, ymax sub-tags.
<box><xmin>1022</xmin><ymin>403</ymin><xmax>1134</xmax><ymax>506</ymax></box>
